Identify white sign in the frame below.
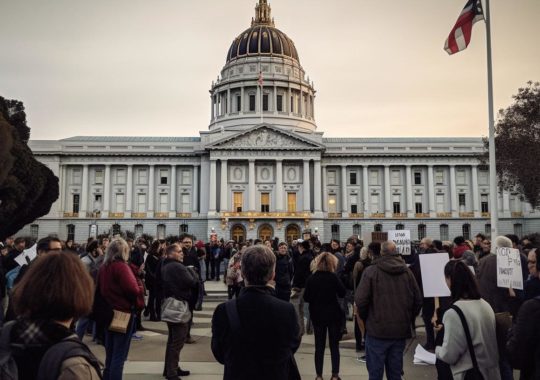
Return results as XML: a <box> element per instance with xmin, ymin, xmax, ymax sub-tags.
<box><xmin>419</xmin><ymin>252</ymin><xmax>451</xmax><ymax>298</ymax></box>
<box><xmin>497</xmin><ymin>247</ymin><xmax>523</xmax><ymax>290</ymax></box>
<box><xmin>388</xmin><ymin>230</ymin><xmax>411</xmax><ymax>255</ymax></box>
<box><xmin>24</xmin><ymin>244</ymin><xmax>37</xmax><ymax>262</ymax></box>
<box><xmin>90</xmin><ymin>224</ymin><xmax>98</xmax><ymax>239</ymax></box>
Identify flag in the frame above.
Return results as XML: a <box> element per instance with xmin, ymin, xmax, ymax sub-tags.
<box><xmin>258</xmin><ymin>70</ymin><xmax>263</xmax><ymax>87</ymax></box>
<box><xmin>444</xmin><ymin>0</ymin><xmax>485</xmax><ymax>55</ymax></box>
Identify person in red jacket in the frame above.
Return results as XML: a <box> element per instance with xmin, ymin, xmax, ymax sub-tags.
<box><xmin>98</xmin><ymin>238</ymin><xmax>144</xmax><ymax>380</ymax></box>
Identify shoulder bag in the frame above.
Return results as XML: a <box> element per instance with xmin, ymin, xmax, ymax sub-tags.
<box><xmin>450</xmin><ymin>305</ymin><xmax>484</xmax><ymax>380</ymax></box>
<box><xmin>161</xmin><ymin>297</ymin><xmax>191</xmax><ymax>324</ymax></box>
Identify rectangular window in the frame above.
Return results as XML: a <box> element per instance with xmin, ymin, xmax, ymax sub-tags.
<box><xmin>181</xmin><ymin>170</ymin><xmax>191</xmax><ymax>185</ymax></box>
<box><xmin>116</xmin><ymin>193</ymin><xmax>125</xmax><ymax>212</ymax></box>
<box><xmin>327</xmin><ymin>170</ymin><xmax>336</xmax><ymax>185</ymax></box>
<box><xmin>391</xmin><ymin>170</ymin><xmax>401</xmax><ymax>186</ymax></box>
<box><xmin>514</xmin><ymin>223</ymin><xmax>523</xmax><ymax>238</ymax></box>
<box><xmin>415</xmin><ymin>194</ymin><xmax>423</xmax><ymax>214</ymax></box>
<box><xmin>160</xmin><ymin>169</ymin><xmax>168</xmax><ymax>185</ymax></box>
<box><xmin>94</xmin><ymin>194</ymin><xmax>102</xmax><ymax>211</ymax></box>
<box><xmin>349</xmin><ymin>172</ymin><xmax>357</xmax><ymax>185</ymax></box>
<box><xmin>287</xmin><ymin>192</ymin><xmax>297</xmax><ymax>212</ymax></box>
<box><xmin>73</xmin><ymin>194</ymin><xmax>80</xmax><ymax>214</ymax></box>
<box><xmin>414</xmin><ymin>172</ymin><xmax>422</xmax><ymax>185</ymax></box>
<box><xmin>159</xmin><ymin>194</ymin><xmax>168</xmax><ymax>212</ymax></box>
<box><xmin>440</xmin><ymin>224</ymin><xmax>449</xmax><ymax>241</ymax></box>
<box><xmin>328</xmin><ymin>194</ymin><xmax>337</xmax><ymax>213</ymax></box>
<box><xmin>249</xmin><ymin>94</ymin><xmax>256</xmax><ymax>111</ymax></box>
<box><xmin>350</xmin><ymin>194</ymin><xmax>358</xmax><ymax>214</ymax></box>
<box><xmin>478</xmin><ymin>170</ymin><xmax>488</xmax><ymax>185</ymax></box>
<box><xmin>115</xmin><ymin>169</ymin><xmax>126</xmax><ymax>185</ymax></box>
<box><xmin>436</xmin><ymin>194</ymin><xmax>445</xmax><ymax>213</ymax></box>
<box><xmin>290</xmin><ymin>96</ymin><xmax>294</xmax><ymax>113</ymax></box>
<box><xmin>350</xmin><ymin>204</ymin><xmax>358</xmax><ymax>214</ymax></box>
<box><xmin>435</xmin><ymin>169</ymin><xmax>444</xmax><ymax>185</ymax></box>
<box><xmin>481</xmin><ymin>194</ymin><xmax>489</xmax><ymax>213</ymax></box>
<box><xmin>369</xmin><ymin>170</ymin><xmax>379</xmax><ymax>186</ymax></box>
<box><xmin>30</xmin><ymin>224</ymin><xmax>39</xmax><ymax>240</ymax></box>
<box><xmin>234</xmin><ymin>192</ymin><xmax>243</xmax><ymax>212</ymax></box>
<box><xmin>236</xmin><ymin>95</ymin><xmax>241</xmax><ymax>112</ymax></box>
<box><xmin>331</xmin><ymin>224</ymin><xmax>340</xmax><ymax>241</ymax></box>
<box><xmin>261</xmin><ymin>192</ymin><xmax>270</xmax><ymax>212</ymax></box>
<box><xmin>181</xmin><ymin>193</ymin><xmax>190</xmax><ymax>212</ymax></box>
<box><xmin>456</xmin><ymin>169</ymin><xmax>466</xmax><ymax>185</ymax></box>
<box><xmin>459</xmin><ymin>194</ymin><xmax>466</xmax><ymax>209</ymax></box>
<box><xmin>72</xmin><ymin>169</ymin><xmax>82</xmax><ymax>184</ymax></box>
<box><xmin>393</xmin><ymin>194</ymin><xmax>401</xmax><ymax>213</ymax></box>
<box><xmin>157</xmin><ymin>225</ymin><xmax>166</xmax><ymax>240</ymax></box>
<box><xmin>94</xmin><ymin>169</ymin><xmax>104</xmax><ymax>185</ymax></box>
<box><xmin>138</xmin><ymin>169</ymin><xmax>148</xmax><ymax>185</ymax></box>
<box><xmin>262</xmin><ymin>94</ymin><xmax>269</xmax><ymax>111</ymax></box>
<box><xmin>370</xmin><ymin>194</ymin><xmax>380</xmax><ymax>213</ymax></box>
<box><xmin>67</xmin><ymin>225</ymin><xmax>75</xmax><ymax>242</ymax></box>
<box><xmin>277</xmin><ymin>95</ymin><xmax>283</xmax><ymax>112</ymax></box>
<box><xmin>137</xmin><ymin>194</ymin><xmax>146</xmax><ymax>212</ymax></box>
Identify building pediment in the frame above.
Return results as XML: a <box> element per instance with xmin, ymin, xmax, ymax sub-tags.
<box><xmin>206</xmin><ymin>125</ymin><xmax>324</xmax><ymax>151</ymax></box>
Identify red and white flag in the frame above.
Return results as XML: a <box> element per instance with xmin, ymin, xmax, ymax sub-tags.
<box><xmin>444</xmin><ymin>0</ymin><xmax>485</xmax><ymax>55</ymax></box>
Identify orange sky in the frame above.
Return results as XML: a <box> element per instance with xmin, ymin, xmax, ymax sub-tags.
<box><xmin>1</xmin><ymin>0</ymin><xmax>538</xmax><ymax>140</ymax></box>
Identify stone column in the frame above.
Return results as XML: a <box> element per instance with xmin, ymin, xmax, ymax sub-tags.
<box><xmin>227</xmin><ymin>88</ymin><xmax>231</xmax><ymax>114</ymax></box>
<box><xmin>170</xmin><ymin>165</ymin><xmax>176</xmax><ymax>217</ymax></box>
<box><xmin>303</xmin><ymin>160</ymin><xmax>310</xmax><ymax>212</ymax></box>
<box><xmin>428</xmin><ymin>165</ymin><xmax>435</xmax><ymax>216</ymax></box>
<box><xmin>103</xmin><ymin>164</ymin><xmax>111</xmax><ymax>217</ymax></box>
<box><xmin>384</xmin><ymin>165</ymin><xmax>391</xmax><ymax>217</ymax></box>
<box><xmin>322</xmin><ymin>165</ymin><xmax>328</xmax><ymax>213</ymax></box>
<box><xmin>314</xmin><ymin>160</ymin><xmax>322</xmax><ymax>213</ymax></box>
<box><xmin>220</xmin><ymin>160</ymin><xmax>228</xmax><ymax>212</ymax></box>
<box><xmin>210</xmin><ymin>95</ymin><xmax>214</xmax><ymax>120</ymax></box>
<box><xmin>209</xmin><ymin>160</ymin><xmax>217</xmax><ymax>213</ymax></box>
<box><xmin>249</xmin><ymin>160</ymin><xmax>256</xmax><ymax>211</ymax></box>
<box><xmin>240</xmin><ymin>87</ymin><xmax>245</xmax><ymax>115</ymax></box>
<box><xmin>471</xmin><ymin>165</ymin><xmax>480</xmax><ymax>217</ymax></box>
<box><xmin>362</xmin><ymin>166</ymin><xmax>369</xmax><ymax>215</ymax></box>
<box><xmin>79</xmin><ymin>164</ymin><xmax>89</xmax><ymax>218</ymax></box>
<box><xmin>126</xmin><ymin>164</ymin><xmax>133</xmax><ymax>217</ymax></box>
<box><xmin>341</xmin><ymin>165</ymin><xmax>348</xmax><ymax>214</ymax></box>
<box><xmin>273</xmin><ymin>85</ymin><xmax>278</xmax><ymax>115</ymax></box>
<box><xmin>276</xmin><ymin>160</ymin><xmax>284</xmax><ymax>211</ymax></box>
<box><xmin>193</xmin><ymin>165</ymin><xmax>199</xmax><ymax>214</ymax></box>
<box><xmin>405</xmin><ymin>165</ymin><xmax>413</xmax><ymax>217</ymax></box>
<box><xmin>503</xmin><ymin>190</ymin><xmax>511</xmax><ymax>217</ymax></box>
<box><xmin>449</xmin><ymin>165</ymin><xmax>457</xmax><ymax>216</ymax></box>
<box><xmin>148</xmin><ymin>165</ymin><xmax>155</xmax><ymax>215</ymax></box>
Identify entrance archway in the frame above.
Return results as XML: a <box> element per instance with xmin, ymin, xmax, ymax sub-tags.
<box><xmin>231</xmin><ymin>224</ymin><xmax>246</xmax><ymax>243</ymax></box>
<box><xmin>258</xmin><ymin>224</ymin><xmax>273</xmax><ymax>242</ymax></box>
<box><xmin>286</xmin><ymin>224</ymin><xmax>300</xmax><ymax>244</ymax></box>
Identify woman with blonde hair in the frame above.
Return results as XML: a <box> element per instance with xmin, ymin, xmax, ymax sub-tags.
<box><xmin>304</xmin><ymin>252</ymin><xmax>346</xmax><ymax>380</ymax></box>
<box><xmin>98</xmin><ymin>238</ymin><xmax>144</xmax><ymax>380</ymax></box>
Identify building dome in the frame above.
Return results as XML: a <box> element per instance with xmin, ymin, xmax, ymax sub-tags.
<box><xmin>226</xmin><ymin>0</ymin><xmax>299</xmax><ymax>63</ymax></box>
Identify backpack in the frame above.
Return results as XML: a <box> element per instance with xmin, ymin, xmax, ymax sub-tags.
<box><xmin>0</xmin><ymin>321</ymin><xmax>103</xmax><ymax>380</ymax></box>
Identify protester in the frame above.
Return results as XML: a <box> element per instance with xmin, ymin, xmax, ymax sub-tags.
<box><xmin>98</xmin><ymin>238</ymin><xmax>144</xmax><ymax>380</ymax></box>
<box><xmin>180</xmin><ymin>234</ymin><xmax>201</xmax><ymax>344</ymax></box>
<box><xmin>351</xmin><ymin>246</ymin><xmax>372</xmax><ymax>355</ymax></box>
<box><xmin>9</xmin><ymin>252</ymin><xmax>101</xmax><ymax>379</ymax></box>
<box><xmin>355</xmin><ymin>241</ymin><xmax>422</xmax><ymax>380</ymax></box>
<box><xmin>161</xmin><ymin>243</ymin><xmax>198</xmax><ymax>380</ymax></box>
<box><xmin>211</xmin><ymin>245</ymin><xmax>300</xmax><ymax>380</ymax></box>
<box><xmin>291</xmin><ymin>239</ymin><xmax>314</xmax><ymax>337</ymax></box>
<box><xmin>274</xmin><ymin>242</ymin><xmax>293</xmax><ymax>302</ymax></box>
<box><xmin>524</xmin><ymin>248</ymin><xmax>540</xmax><ymax>299</ymax></box>
<box><xmin>436</xmin><ymin>260</ymin><xmax>501</xmax><ymax>380</ymax></box>
<box><xmin>144</xmin><ymin>240</ymin><xmax>162</xmax><ymax>321</ymax></box>
<box><xmin>304</xmin><ymin>252</ymin><xmax>346</xmax><ymax>380</ymax></box>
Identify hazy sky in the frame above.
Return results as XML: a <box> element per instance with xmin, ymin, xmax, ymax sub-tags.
<box><xmin>1</xmin><ymin>0</ymin><xmax>539</xmax><ymax>140</ymax></box>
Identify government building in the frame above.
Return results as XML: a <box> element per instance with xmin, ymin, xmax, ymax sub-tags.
<box><xmin>24</xmin><ymin>1</ymin><xmax>539</xmax><ymax>243</ymax></box>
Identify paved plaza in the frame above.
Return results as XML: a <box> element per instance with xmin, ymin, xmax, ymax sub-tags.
<box><xmin>86</xmin><ymin>282</ymin><xmax>437</xmax><ymax>379</ymax></box>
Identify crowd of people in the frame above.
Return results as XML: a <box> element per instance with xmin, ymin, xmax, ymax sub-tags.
<box><xmin>0</xmin><ymin>230</ymin><xmax>539</xmax><ymax>380</ymax></box>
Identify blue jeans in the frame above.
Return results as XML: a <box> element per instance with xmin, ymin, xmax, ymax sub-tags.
<box><xmin>76</xmin><ymin>316</ymin><xmax>95</xmax><ymax>340</ymax></box>
<box><xmin>103</xmin><ymin>314</ymin><xmax>136</xmax><ymax>380</ymax></box>
<box><xmin>365</xmin><ymin>335</ymin><xmax>405</xmax><ymax>380</ymax></box>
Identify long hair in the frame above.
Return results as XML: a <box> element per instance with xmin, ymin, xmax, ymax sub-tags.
<box><xmin>444</xmin><ymin>260</ymin><xmax>481</xmax><ymax>302</ymax></box>
<box><xmin>313</xmin><ymin>251</ymin><xmax>338</xmax><ymax>273</ymax></box>
<box><xmin>103</xmin><ymin>238</ymin><xmax>129</xmax><ymax>265</ymax></box>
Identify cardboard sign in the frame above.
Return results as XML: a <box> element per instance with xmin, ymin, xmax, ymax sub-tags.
<box><xmin>419</xmin><ymin>252</ymin><xmax>451</xmax><ymax>298</ymax></box>
<box><xmin>497</xmin><ymin>247</ymin><xmax>523</xmax><ymax>290</ymax></box>
<box><xmin>388</xmin><ymin>230</ymin><xmax>411</xmax><ymax>255</ymax></box>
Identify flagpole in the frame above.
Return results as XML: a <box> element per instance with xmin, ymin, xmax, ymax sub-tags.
<box><xmin>484</xmin><ymin>0</ymin><xmax>498</xmax><ymax>238</ymax></box>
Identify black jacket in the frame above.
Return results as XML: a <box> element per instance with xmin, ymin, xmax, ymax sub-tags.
<box><xmin>161</xmin><ymin>259</ymin><xmax>198</xmax><ymax>302</ymax></box>
<box><xmin>274</xmin><ymin>254</ymin><xmax>293</xmax><ymax>291</ymax></box>
<box><xmin>292</xmin><ymin>250</ymin><xmax>313</xmax><ymax>288</ymax></box>
<box><xmin>211</xmin><ymin>286</ymin><xmax>300</xmax><ymax>380</ymax></box>
<box><xmin>507</xmin><ymin>296</ymin><xmax>540</xmax><ymax>380</ymax></box>
<box><xmin>304</xmin><ymin>271</ymin><xmax>346</xmax><ymax>325</ymax></box>
<box><xmin>182</xmin><ymin>247</ymin><xmax>201</xmax><ymax>272</ymax></box>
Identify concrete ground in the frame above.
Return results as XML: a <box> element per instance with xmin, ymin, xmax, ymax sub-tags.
<box><xmin>87</xmin><ymin>281</ymin><xmax>438</xmax><ymax>379</ymax></box>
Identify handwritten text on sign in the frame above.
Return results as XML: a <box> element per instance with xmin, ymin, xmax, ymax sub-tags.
<box><xmin>388</xmin><ymin>230</ymin><xmax>411</xmax><ymax>256</ymax></box>
<box><xmin>497</xmin><ymin>247</ymin><xmax>523</xmax><ymax>290</ymax></box>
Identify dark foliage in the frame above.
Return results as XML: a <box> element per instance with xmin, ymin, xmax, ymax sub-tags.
<box><xmin>0</xmin><ymin>96</ymin><xmax>59</xmax><ymax>240</ymax></box>
<box><xmin>484</xmin><ymin>82</ymin><xmax>540</xmax><ymax>208</ymax></box>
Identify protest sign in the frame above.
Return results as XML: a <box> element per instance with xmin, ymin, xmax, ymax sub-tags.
<box><xmin>388</xmin><ymin>230</ymin><xmax>411</xmax><ymax>255</ymax></box>
<box><xmin>497</xmin><ymin>247</ymin><xmax>523</xmax><ymax>290</ymax></box>
<box><xmin>24</xmin><ymin>244</ymin><xmax>37</xmax><ymax>262</ymax></box>
<box><xmin>419</xmin><ymin>252</ymin><xmax>451</xmax><ymax>297</ymax></box>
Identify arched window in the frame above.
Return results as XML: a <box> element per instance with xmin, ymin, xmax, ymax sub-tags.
<box><xmin>440</xmin><ymin>224</ymin><xmax>449</xmax><ymax>241</ymax></box>
<box><xmin>514</xmin><ymin>223</ymin><xmax>523</xmax><ymax>238</ymax></box>
<box><xmin>157</xmin><ymin>224</ymin><xmax>166</xmax><ymax>240</ymax></box>
<box><xmin>67</xmin><ymin>224</ymin><xmax>75</xmax><ymax>242</ymax></box>
<box><xmin>396</xmin><ymin>223</ymin><xmax>405</xmax><ymax>231</ymax></box>
<box><xmin>485</xmin><ymin>224</ymin><xmax>491</xmax><ymax>238</ymax></box>
<box><xmin>180</xmin><ymin>224</ymin><xmax>189</xmax><ymax>233</ymax></box>
<box><xmin>418</xmin><ymin>224</ymin><xmax>427</xmax><ymax>240</ymax></box>
<box><xmin>462</xmin><ymin>224</ymin><xmax>471</xmax><ymax>240</ymax></box>
<box><xmin>134</xmin><ymin>224</ymin><xmax>143</xmax><ymax>238</ymax></box>
<box><xmin>112</xmin><ymin>223</ymin><xmax>121</xmax><ymax>236</ymax></box>
<box><xmin>331</xmin><ymin>224</ymin><xmax>340</xmax><ymax>240</ymax></box>
<box><xmin>353</xmin><ymin>224</ymin><xmax>361</xmax><ymax>237</ymax></box>
<box><xmin>374</xmin><ymin>224</ymin><xmax>383</xmax><ymax>232</ymax></box>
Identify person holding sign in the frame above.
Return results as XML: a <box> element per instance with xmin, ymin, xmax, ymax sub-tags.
<box><xmin>435</xmin><ymin>260</ymin><xmax>501</xmax><ymax>380</ymax></box>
